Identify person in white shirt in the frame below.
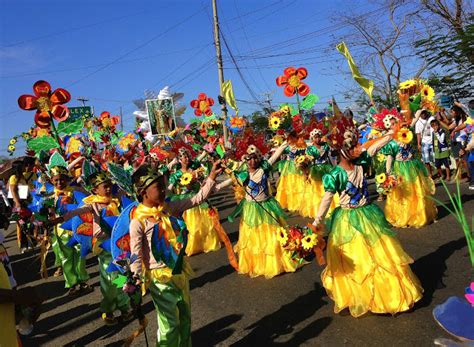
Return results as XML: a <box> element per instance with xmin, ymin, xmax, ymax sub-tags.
<box><xmin>415</xmin><ymin>109</ymin><xmax>435</xmax><ymax>177</ymax></box>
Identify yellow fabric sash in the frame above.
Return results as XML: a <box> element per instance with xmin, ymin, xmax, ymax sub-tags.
<box><xmin>82</xmin><ymin>195</ymin><xmax>120</xmax><ymax>216</ymax></box>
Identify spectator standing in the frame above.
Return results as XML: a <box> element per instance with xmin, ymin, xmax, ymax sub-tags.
<box><xmin>415</xmin><ymin>109</ymin><xmax>435</xmax><ymax>177</ymax></box>
<box><xmin>431</xmin><ymin>119</ymin><xmax>451</xmax><ymax>182</ymax></box>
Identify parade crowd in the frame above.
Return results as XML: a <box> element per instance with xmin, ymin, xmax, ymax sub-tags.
<box><xmin>0</xmin><ymin>77</ymin><xmax>473</xmax><ymax>346</ymax></box>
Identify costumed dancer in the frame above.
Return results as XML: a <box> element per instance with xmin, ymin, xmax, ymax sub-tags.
<box><xmin>301</xmin><ymin>122</ymin><xmax>338</xmax><ymax>218</ymax></box>
<box><xmin>47</xmin><ymin>153</ymin><xmax>91</xmax><ymax>295</ymax></box>
<box><xmin>380</xmin><ymin>110</ymin><xmax>437</xmax><ymax>228</ymax></box>
<box><xmin>312</xmin><ymin>116</ymin><xmax>423</xmax><ymax>317</ymax></box>
<box><xmin>217</xmin><ymin>139</ymin><xmax>300</xmax><ymax>278</ymax></box>
<box><xmin>51</xmin><ymin>165</ymin><xmax>132</xmax><ymax>325</ymax></box>
<box><xmin>129</xmin><ymin>161</ymin><xmax>222</xmax><ymax>346</ymax></box>
<box><xmin>275</xmin><ymin>132</ymin><xmax>307</xmax><ymax>214</ymax></box>
<box><xmin>168</xmin><ymin>147</ymin><xmax>221</xmax><ymax>256</ymax></box>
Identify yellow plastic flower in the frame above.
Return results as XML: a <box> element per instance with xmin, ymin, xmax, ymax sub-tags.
<box><xmin>8</xmin><ymin>145</ymin><xmax>15</xmax><ymax>151</ymax></box>
<box><xmin>301</xmin><ymin>233</ymin><xmax>317</xmax><ymax>250</ymax></box>
<box><xmin>295</xmin><ymin>155</ymin><xmax>306</xmax><ymax>164</ymax></box>
<box><xmin>394</xmin><ymin>128</ymin><xmax>413</xmax><ymax>144</ymax></box>
<box><xmin>376</xmin><ymin>153</ymin><xmax>385</xmax><ymax>162</ymax></box>
<box><xmin>269</xmin><ymin>116</ymin><xmax>281</xmax><ymax>130</ymax></box>
<box><xmin>280</xmin><ymin>105</ymin><xmax>291</xmax><ymax>115</ymax></box>
<box><xmin>9</xmin><ymin>138</ymin><xmax>16</xmax><ymax>145</ymax></box>
<box><xmin>376</xmin><ymin>173</ymin><xmax>387</xmax><ymax>184</ymax></box>
<box><xmin>272</xmin><ymin>135</ymin><xmax>283</xmax><ymax>147</ymax></box>
<box><xmin>180</xmin><ymin>172</ymin><xmax>193</xmax><ymax>186</ymax></box>
<box><xmin>36</xmin><ymin>128</ymin><xmax>50</xmax><ymax>137</ymax></box>
<box><xmin>398</xmin><ymin>79</ymin><xmax>417</xmax><ymax>90</ymax></box>
<box><xmin>276</xmin><ymin>227</ymin><xmax>289</xmax><ymax>246</ymax></box>
<box><xmin>118</xmin><ymin>133</ymin><xmax>136</xmax><ymax>150</ymax></box>
<box><xmin>421</xmin><ymin>85</ymin><xmax>435</xmax><ymax>101</ymax></box>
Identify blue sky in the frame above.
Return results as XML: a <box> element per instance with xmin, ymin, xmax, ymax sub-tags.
<box><xmin>1</xmin><ymin>0</ymin><xmax>387</xmax><ymax>156</ymax></box>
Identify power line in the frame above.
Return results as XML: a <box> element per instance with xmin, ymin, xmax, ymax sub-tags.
<box><xmin>65</xmin><ymin>5</ymin><xmax>209</xmax><ymax>88</ymax></box>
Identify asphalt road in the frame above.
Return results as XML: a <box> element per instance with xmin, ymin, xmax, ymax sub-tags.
<box><xmin>5</xmin><ymin>180</ymin><xmax>473</xmax><ymax>346</ymax></box>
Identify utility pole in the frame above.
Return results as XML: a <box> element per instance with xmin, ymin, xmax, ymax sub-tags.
<box><xmin>77</xmin><ymin>97</ymin><xmax>89</xmax><ymax>106</ymax></box>
<box><xmin>212</xmin><ymin>0</ymin><xmax>229</xmax><ymax>146</ymax></box>
<box><xmin>120</xmin><ymin>106</ymin><xmax>123</xmax><ymax>131</ymax></box>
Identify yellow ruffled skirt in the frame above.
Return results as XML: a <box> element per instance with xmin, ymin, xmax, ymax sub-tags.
<box><xmin>385</xmin><ymin>161</ymin><xmax>437</xmax><ymax>228</ymax></box>
<box><xmin>322</xmin><ymin>205</ymin><xmax>423</xmax><ymax>317</ymax></box>
<box><xmin>236</xmin><ymin>222</ymin><xmax>298</xmax><ymax>278</ymax></box>
<box><xmin>276</xmin><ymin>173</ymin><xmax>307</xmax><ymax>214</ymax></box>
<box><xmin>183</xmin><ymin>204</ymin><xmax>221</xmax><ymax>256</ymax></box>
<box><xmin>301</xmin><ymin>178</ymin><xmax>339</xmax><ymax>219</ymax></box>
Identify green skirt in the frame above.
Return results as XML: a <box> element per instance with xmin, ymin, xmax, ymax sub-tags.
<box><xmin>228</xmin><ymin>197</ymin><xmax>287</xmax><ymax>228</ymax></box>
<box><xmin>393</xmin><ymin>159</ymin><xmax>429</xmax><ymax>183</ymax></box>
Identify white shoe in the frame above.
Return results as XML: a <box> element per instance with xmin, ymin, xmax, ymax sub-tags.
<box><xmin>469</xmin><ymin>185</ymin><xmax>474</xmax><ymax>190</ymax></box>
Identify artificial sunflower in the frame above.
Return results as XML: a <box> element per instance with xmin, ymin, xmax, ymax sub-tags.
<box><xmin>376</xmin><ymin>153</ymin><xmax>385</xmax><ymax>162</ymax></box>
<box><xmin>376</xmin><ymin>173</ymin><xmax>387</xmax><ymax>184</ymax></box>
<box><xmin>421</xmin><ymin>85</ymin><xmax>435</xmax><ymax>101</ymax></box>
<box><xmin>394</xmin><ymin>127</ymin><xmax>413</xmax><ymax>144</ymax></box>
<box><xmin>8</xmin><ymin>145</ymin><xmax>15</xmax><ymax>151</ymax></box>
<box><xmin>269</xmin><ymin>116</ymin><xmax>281</xmax><ymax>130</ymax></box>
<box><xmin>276</xmin><ymin>227</ymin><xmax>289</xmax><ymax>246</ymax></box>
<box><xmin>398</xmin><ymin>79</ymin><xmax>417</xmax><ymax>90</ymax></box>
<box><xmin>301</xmin><ymin>233</ymin><xmax>317</xmax><ymax>250</ymax></box>
<box><xmin>9</xmin><ymin>138</ymin><xmax>16</xmax><ymax>145</ymax></box>
<box><xmin>180</xmin><ymin>172</ymin><xmax>193</xmax><ymax>186</ymax></box>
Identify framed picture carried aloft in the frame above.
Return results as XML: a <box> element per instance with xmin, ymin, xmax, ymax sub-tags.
<box><xmin>145</xmin><ymin>97</ymin><xmax>176</xmax><ymax>136</ymax></box>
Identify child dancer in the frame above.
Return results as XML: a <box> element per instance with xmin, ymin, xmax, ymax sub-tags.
<box><xmin>217</xmin><ymin>140</ymin><xmax>299</xmax><ymax>278</ymax></box>
<box><xmin>301</xmin><ymin>123</ymin><xmax>337</xmax><ymax>218</ymax></box>
<box><xmin>168</xmin><ymin>148</ymin><xmax>221</xmax><ymax>256</ymax></box>
<box><xmin>47</xmin><ymin>153</ymin><xmax>91</xmax><ymax>295</ymax></box>
<box><xmin>382</xmin><ymin>112</ymin><xmax>437</xmax><ymax>228</ymax></box>
<box><xmin>313</xmin><ymin>117</ymin><xmax>423</xmax><ymax>317</ymax></box>
<box><xmin>129</xmin><ymin>161</ymin><xmax>222</xmax><ymax>346</ymax></box>
<box><xmin>52</xmin><ymin>168</ymin><xmax>132</xmax><ymax>325</ymax></box>
<box><xmin>275</xmin><ymin>133</ymin><xmax>307</xmax><ymax>214</ymax></box>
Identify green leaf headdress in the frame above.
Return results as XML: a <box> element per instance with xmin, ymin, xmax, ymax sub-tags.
<box><xmin>46</xmin><ymin>152</ymin><xmax>69</xmax><ymax>178</ymax></box>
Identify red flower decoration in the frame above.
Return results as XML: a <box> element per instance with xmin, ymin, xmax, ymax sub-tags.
<box><xmin>190</xmin><ymin>93</ymin><xmax>214</xmax><ymax>117</ymax></box>
<box><xmin>98</xmin><ymin>111</ymin><xmax>120</xmax><ymax>130</ymax></box>
<box><xmin>18</xmin><ymin>80</ymin><xmax>71</xmax><ymax>128</ymax></box>
<box><xmin>276</xmin><ymin>67</ymin><xmax>310</xmax><ymax>97</ymax></box>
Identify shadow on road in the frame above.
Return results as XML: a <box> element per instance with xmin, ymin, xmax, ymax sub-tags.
<box><xmin>230</xmin><ymin>282</ymin><xmax>329</xmax><ymax>346</ymax></box>
<box><xmin>435</xmin><ymin>193</ymin><xmax>474</xmax><ymax>221</ymax></box>
<box><xmin>193</xmin><ymin>314</ymin><xmax>243</xmax><ymax>345</ymax></box>
<box><xmin>412</xmin><ymin>236</ymin><xmax>467</xmax><ymax>308</ymax></box>
<box><xmin>190</xmin><ymin>264</ymin><xmax>236</xmax><ymax>290</ymax></box>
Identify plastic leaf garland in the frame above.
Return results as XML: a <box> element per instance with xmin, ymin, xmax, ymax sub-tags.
<box><xmin>276</xmin><ymin>67</ymin><xmax>310</xmax><ymax>97</ymax></box>
<box><xmin>18</xmin><ymin>80</ymin><xmax>71</xmax><ymax>128</ymax></box>
<box><xmin>190</xmin><ymin>93</ymin><xmax>214</xmax><ymax>117</ymax></box>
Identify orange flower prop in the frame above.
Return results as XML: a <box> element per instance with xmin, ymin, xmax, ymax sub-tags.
<box><xmin>276</xmin><ymin>67</ymin><xmax>310</xmax><ymax>97</ymax></box>
<box><xmin>229</xmin><ymin>115</ymin><xmax>246</xmax><ymax>129</ymax></box>
<box><xmin>190</xmin><ymin>93</ymin><xmax>214</xmax><ymax>117</ymax></box>
<box><xmin>99</xmin><ymin>111</ymin><xmax>120</xmax><ymax>130</ymax></box>
<box><xmin>18</xmin><ymin>80</ymin><xmax>71</xmax><ymax>128</ymax></box>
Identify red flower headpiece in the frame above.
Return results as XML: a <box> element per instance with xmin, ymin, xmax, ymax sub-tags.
<box><xmin>190</xmin><ymin>93</ymin><xmax>214</xmax><ymax>117</ymax></box>
<box><xmin>18</xmin><ymin>80</ymin><xmax>71</xmax><ymax>128</ymax></box>
<box><xmin>233</xmin><ymin>129</ymin><xmax>270</xmax><ymax>161</ymax></box>
<box><xmin>327</xmin><ymin>116</ymin><xmax>358</xmax><ymax>151</ymax></box>
<box><xmin>307</xmin><ymin>120</ymin><xmax>328</xmax><ymax>139</ymax></box>
<box><xmin>372</xmin><ymin>108</ymin><xmax>403</xmax><ymax>131</ymax></box>
<box><xmin>170</xmin><ymin>140</ymin><xmax>196</xmax><ymax>159</ymax></box>
<box><xmin>276</xmin><ymin>67</ymin><xmax>310</xmax><ymax>97</ymax></box>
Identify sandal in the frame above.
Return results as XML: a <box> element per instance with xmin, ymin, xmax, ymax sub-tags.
<box><xmin>53</xmin><ymin>267</ymin><xmax>63</xmax><ymax>277</ymax></box>
<box><xmin>102</xmin><ymin>313</ymin><xmax>118</xmax><ymax>326</ymax></box>
<box><xmin>78</xmin><ymin>282</ymin><xmax>94</xmax><ymax>294</ymax></box>
<box><xmin>68</xmin><ymin>285</ymin><xmax>79</xmax><ymax>296</ymax></box>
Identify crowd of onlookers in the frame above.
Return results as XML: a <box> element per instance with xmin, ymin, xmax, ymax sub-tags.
<box><xmin>414</xmin><ymin>101</ymin><xmax>473</xmax><ymax>190</ymax></box>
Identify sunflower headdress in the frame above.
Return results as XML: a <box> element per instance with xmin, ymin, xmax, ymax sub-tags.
<box><xmin>46</xmin><ymin>152</ymin><xmax>70</xmax><ymax>178</ymax></box>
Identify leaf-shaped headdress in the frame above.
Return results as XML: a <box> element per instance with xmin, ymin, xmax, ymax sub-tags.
<box><xmin>82</xmin><ymin>160</ymin><xmax>110</xmax><ymax>191</ymax></box>
<box><xmin>46</xmin><ymin>152</ymin><xmax>70</xmax><ymax>178</ymax></box>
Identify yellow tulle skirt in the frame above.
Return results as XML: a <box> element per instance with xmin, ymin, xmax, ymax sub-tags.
<box><xmin>183</xmin><ymin>204</ymin><xmax>221</xmax><ymax>256</ymax></box>
<box><xmin>236</xmin><ymin>221</ymin><xmax>298</xmax><ymax>279</ymax></box>
<box><xmin>276</xmin><ymin>173</ymin><xmax>307</xmax><ymax>214</ymax></box>
<box><xmin>300</xmin><ymin>178</ymin><xmax>339</xmax><ymax>218</ymax></box>
<box><xmin>385</xmin><ymin>163</ymin><xmax>437</xmax><ymax>228</ymax></box>
<box><xmin>322</xmin><ymin>205</ymin><xmax>423</xmax><ymax>317</ymax></box>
